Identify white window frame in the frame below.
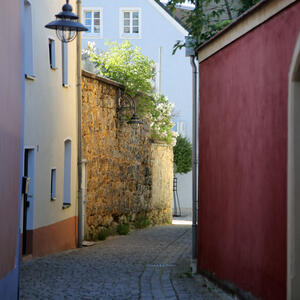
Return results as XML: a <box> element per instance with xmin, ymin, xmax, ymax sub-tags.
<box><xmin>82</xmin><ymin>7</ymin><xmax>103</xmax><ymax>38</ymax></box>
<box><xmin>120</xmin><ymin>8</ymin><xmax>142</xmax><ymax>39</ymax></box>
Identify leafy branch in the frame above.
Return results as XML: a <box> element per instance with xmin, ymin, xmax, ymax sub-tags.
<box><xmin>85</xmin><ymin>40</ymin><xmax>176</xmax><ymax>144</ymax></box>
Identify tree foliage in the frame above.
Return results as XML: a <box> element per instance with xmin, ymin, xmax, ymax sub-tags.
<box><xmin>150</xmin><ymin>94</ymin><xmax>175</xmax><ymax>144</ymax></box>
<box><xmin>86</xmin><ymin>40</ymin><xmax>155</xmax><ymax>98</ymax></box>
<box><xmin>160</xmin><ymin>0</ymin><xmax>260</xmax><ymax>52</ymax></box>
<box><xmin>86</xmin><ymin>40</ymin><xmax>176</xmax><ymax>144</ymax></box>
<box><xmin>173</xmin><ymin>135</ymin><xmax>192</xmax><ymax>174</ymax></box>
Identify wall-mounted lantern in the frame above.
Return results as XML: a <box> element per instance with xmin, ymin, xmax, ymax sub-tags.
<box><xmin>45</xmin><ymin>0</ymin><xmax>88</xmax><ymax>43</ymax></box>
<box><xmin>117</xmin><ymin>90</ymin><xmax>143</xmax><ymax>125</ymax></box>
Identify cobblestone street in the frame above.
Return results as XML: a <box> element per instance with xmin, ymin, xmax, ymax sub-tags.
<box><xmin>20</xmin><ymin>225</ymin><xmax>235</xmax><ymax>300</ymax></box>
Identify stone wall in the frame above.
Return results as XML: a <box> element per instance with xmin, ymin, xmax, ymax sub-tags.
<box><xmin>81</xmin><ymin>71</ymin><xmax>173</xmax><ymax>239</ymax></box>
<box><xmin>149</xmin><ymin>143</ymin><xmax>173</xmax><ymax>224</ymax></box>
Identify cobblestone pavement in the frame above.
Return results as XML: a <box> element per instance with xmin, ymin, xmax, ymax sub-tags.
<box><xmin>20</xmin><ymin>225</ymin><xmax>236</xmax><ymax>300</ymax></box>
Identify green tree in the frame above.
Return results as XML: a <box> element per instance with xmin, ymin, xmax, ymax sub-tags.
<box><xmin>159</xmin><ymin>0</ymin><xmax>260</xmax><ymax>52</ymax></box>
<box><xmin>238</xmin><ymin>0</ymin><xmax>260</xmax><ymax>14</ymax></box>
<box><xmin>173</xmin><ymin>135</ymin><xmax>192</xmax><ymax>174</ymax></box>
<box><xmin>86</xmin><ymin>40</ymin><xmax>155</xmax><ymax>98</ymax></box>
<box><xmin>86</xmin><ymin>40</ymin><xmax>176</xmax><ymax>144</ymax></box>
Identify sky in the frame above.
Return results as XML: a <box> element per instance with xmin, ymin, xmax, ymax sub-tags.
<box><xmin>160</xmin><ymin>0</ymin><xmax>195</xmax><ymax>8</ymax></box>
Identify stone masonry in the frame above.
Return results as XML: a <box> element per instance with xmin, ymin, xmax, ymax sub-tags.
<box><xmin>81</xmin><ymin>71</ymin><xmax>173</xmax><ymax>239</ymax></box>
<box><xmin>149</xmin><ymin>143</ymin><xmax>173</xmax><ymax>224</ymax></box>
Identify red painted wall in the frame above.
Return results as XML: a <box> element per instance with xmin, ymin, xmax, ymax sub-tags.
<box><xmin>198</xmin><ymin>3</ymin><xmax>300</xmax><ymax>300</ymax></box>
<box><xmin>0</xmin><ymin>0</ymin><xmax>22</xmax><ymax>282</ymax></box>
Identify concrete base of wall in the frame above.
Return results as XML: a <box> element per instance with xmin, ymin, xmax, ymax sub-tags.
<box><xmin>21</xmin><ymin>217</ymin><xmax>78</xmax><ymax>257</ymax></box>
<box><xmin>0</xmin><ymin>267</ymin><xmax>19</xmax><ymax>300</ymax></box>
<box><xmin>198</xmin><ymin>268</ymin><xmax>258</xmax><ymax>300</ymax></box>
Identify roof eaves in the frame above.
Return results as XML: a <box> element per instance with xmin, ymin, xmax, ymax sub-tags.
<box><xmin>154</xmin><ymin>0</ymin><xmax>190</xmax><ymax>32</ymax></box>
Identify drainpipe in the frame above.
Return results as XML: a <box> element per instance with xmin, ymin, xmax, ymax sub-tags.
<box><xmin>76</xmin><ymin>0</ymin><xmax>83</xmax><ymax>248</ymax></box>
<box><xmin>190</xmin><ymin>55</ymin><xmax>198</xmax><ymax>266</ymax></box>
<box><xmin>158</xmin><ymin>46</ymin><xmax>162</xmax><ymax>94</ymax></box>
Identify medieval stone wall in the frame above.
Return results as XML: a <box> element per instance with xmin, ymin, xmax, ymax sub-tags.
<box><xmin>81</xmin><ymin>71</ymin><xmax>173</xmax><ymax>239</ymax></box>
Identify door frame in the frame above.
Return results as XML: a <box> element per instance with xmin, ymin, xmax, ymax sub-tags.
<box><xmin>22</xmin><ymin>147</ymin><xmax>35</xmax><ymax>255</ymax></box>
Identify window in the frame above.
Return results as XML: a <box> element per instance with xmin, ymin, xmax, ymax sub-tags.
<box><xmin>83</xmin><ymin>8</ymin><xmax>103</xmax><ymax>37</ymax></box>
<box><xmin>24</xmin><ymin>0</ymin><xmax>34</xmax><ymax>77</ymax></box>
<box><xmin>120</xmin><ymin>8</ymin><xmax>141</xmax><ymax>38</ymax></box>
<box><xmin>50</xmin><ymin>169</ymin><xmax>56</xmax><ymax>201</ymax></box>
<box><xmin>62</xmin><ymin>42</ymin><xmax>68</xmax><ymax>86</ymax></box>
<box><xmin>63</xmin><ymin>140</ymin><xmax>71</xmax><ymax>208</ymax></box>
<box><xmin>49</xmin><ymin>39</ymin><xmax>56</xmax><ymax>69</ymax></box>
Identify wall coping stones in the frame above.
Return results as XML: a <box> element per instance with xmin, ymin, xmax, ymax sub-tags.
<box><xmin>82</xmin><ymin>70</ymin><xmax>124</xmax><ymax>90</ymax></box>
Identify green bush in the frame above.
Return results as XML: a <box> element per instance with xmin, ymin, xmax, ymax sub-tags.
<box><xmin>173</xmin><ymin>135</ymin><xmax>192</xmax><ymax>174</ymax></box>
<box><xmin>85</xmin><ymin>40</ymin><xmax>175</xmax><ymax>144</ymax></box>
<box><xmin>135</xmin><ymin>215</ymin><xmax>151</xmax><ymax>229</ymax></box>
<box><xmin>97</xmin><ymin>228</ymin><xmax>110</xmax><ymax>241</ymax></box>
<box><xmin>117</xmin><ymin>223</ymin><xmax>130</xmax><ymax>235</ymax></box>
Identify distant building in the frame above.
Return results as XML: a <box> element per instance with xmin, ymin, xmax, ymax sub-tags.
<box><xmin>0</xmin><ymin>1</ymin><xmax>23</xmax><ymax>299</ymax></box>
<box><xmin>197</xmin><ymin>1</ymin><xmax>300</xmax><ymax>299</ymax></box>
<box><xmin>82</xmin><ymin>0</ymin><xmax>193</xmax><ymax>215</ymax></box>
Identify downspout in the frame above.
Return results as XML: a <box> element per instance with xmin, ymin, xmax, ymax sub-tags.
<box><xmin>190</xmin><ymin>55</ymin><xmax>198</xmax><ymax>265</ymax></box>
<box><xmin>76</xmin><ymin>0</ymin><xmax>83</xmax><ymax>248</ymax></box>
<box><xmin>158</xmin><ymin>46</ymin><xmax>162</xmax><ymax>94</ymax></box>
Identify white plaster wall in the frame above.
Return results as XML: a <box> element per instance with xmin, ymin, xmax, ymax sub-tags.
<box><xmin>24</xmin><ymin>0</ymin><xmax>78</xmax><ymax>229</ymax></box>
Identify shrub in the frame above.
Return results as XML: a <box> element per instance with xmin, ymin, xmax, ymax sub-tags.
<box><xmin>97</xmin><ymin>228</ymin><xmax>110</xmax><ymax>241</ymax></box>
<box><xmin>135</xmin><ymin>214</ymin><xmax>151</xmax><ymax>229</ymax></box>
<box><xmin>173</xmin><ymin>135</ymin><xmax>192</xmax><ymax>174</ymax></box>
<box><xmin>117</xmin><ymin>223</ymin><xmax>130</xmax><ymax>235</ymax></box>
<box><xmin>150</xmin><ymin>94</ymin><xmax>176</xmax><ymax>144</ymax></box>
<box><xmin>85</xmin><ymin>40</ymin><xmax>175</xmax><ymax>144</ymax></box>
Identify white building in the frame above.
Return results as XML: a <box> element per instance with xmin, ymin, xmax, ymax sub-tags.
<box><xmin>22</xmin><ymin>0</ymin><xmax>79</xmax><ymax>256</ymax></box>
<box><xmin>82</xmin><ymin>0</ymin><xmax>193</xmax><ymax>215</ymax></box>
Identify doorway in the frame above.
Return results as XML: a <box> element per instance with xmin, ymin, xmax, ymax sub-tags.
<box><xmin>22</xmin><ymin>148</ymin><xmax>35</xmax><ymax>255</ymax></box>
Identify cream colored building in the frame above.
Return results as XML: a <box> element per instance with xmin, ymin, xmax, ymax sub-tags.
<box><xmin>22</xmin><ymin>0</ymin><xmax>79</xmax><ymax>256</ymax></box>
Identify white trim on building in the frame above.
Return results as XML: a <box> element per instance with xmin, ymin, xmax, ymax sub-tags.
<box><xmin>82</xmin><ymin>7</ymin><xmax>104</xmax><ymax>39</ymax></box>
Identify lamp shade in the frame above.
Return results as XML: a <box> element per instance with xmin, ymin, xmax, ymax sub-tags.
<box><xmin>45</xmin><ymin>0</ymin><xmax>88</xmax><ymax>43</ymax></box>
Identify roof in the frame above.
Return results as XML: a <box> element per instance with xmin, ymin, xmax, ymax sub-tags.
<box><xmin>153</xmin><ymin>0</ymin><xmax>190</xmax><ymax>31</ymax></box>
<box><xmin>174</xmin><ymin>7</ymin><xmax>193</xmax><ymax>30</ymax></box>
<box><xmin>147</xmin><ymin>0</ymin><xmax>189</xmax><ymax>36</ymax></box>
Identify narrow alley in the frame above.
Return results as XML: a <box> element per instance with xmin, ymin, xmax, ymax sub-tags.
<box><xmin>20</xmin><ymin>224</ymin><xmax>235</xmax><ymax>300</ymax></box>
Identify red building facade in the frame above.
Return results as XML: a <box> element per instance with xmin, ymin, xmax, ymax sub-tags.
<box><xmin>197</xmin><ymin>1</ymin><xmax>300</xmax><ymax>299</ymax></box>
<box><xmin>0</xmin><ymin>1</ymin><xmax>23</xmax><ymax>299</ymax></box>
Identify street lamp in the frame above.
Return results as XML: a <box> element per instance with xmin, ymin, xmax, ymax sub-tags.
<box><xmin>45</xmin><ymin>0</ymin><xmax>88</xmax><ymax>43</ymax></box>
<box><xmin>117</xmin><ymin>90</ymin><xmax>143</xmax><ymax>125</ymax></box>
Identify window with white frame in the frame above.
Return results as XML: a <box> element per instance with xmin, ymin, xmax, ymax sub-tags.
<box><xmin>120</xmin><ymin>8</ymin><xmax>141</xmax><ymax>38</ymax></box>
<box><xmin>83</xmin><ymin>8</ymin><xmax>102</xmax><ymax>37</ymax></box>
